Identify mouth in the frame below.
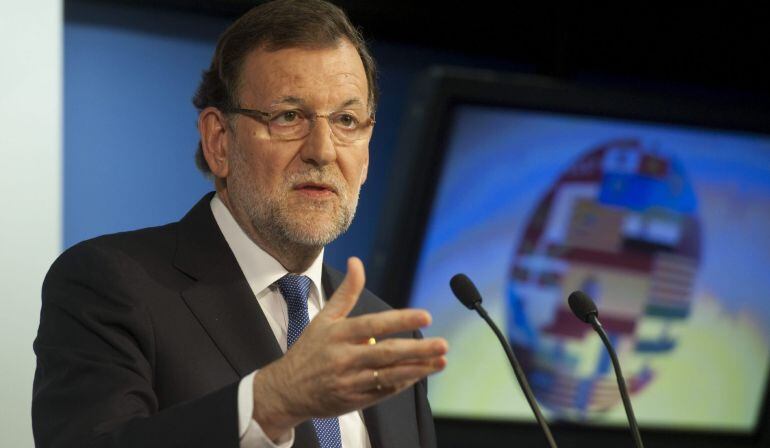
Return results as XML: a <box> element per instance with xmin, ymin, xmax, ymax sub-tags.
<box><xmin>293</xmin><ymin>182</ymin><xmax>338</xmax><ymax>197</ymax></box>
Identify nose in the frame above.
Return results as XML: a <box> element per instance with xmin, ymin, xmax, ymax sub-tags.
<box><xmin>299</xmin><ymin>116</ymin><xmax>337</xmax><ymax>167</ymax></box>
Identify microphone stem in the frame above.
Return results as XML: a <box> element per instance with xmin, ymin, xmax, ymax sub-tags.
<box><xmin>474</xmin><ymin>303</ymin><xmax>558</xmax><ymax>448</ymax></box>
<box><xmin>590</xmin><ymin>317</ymin><xmax>644</xmax><ymax>448</ymax></box>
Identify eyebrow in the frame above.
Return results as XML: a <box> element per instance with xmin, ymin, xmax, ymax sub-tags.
<box><xmin>270</xmin><ymin>96</ymin><xmax>305</xmax><ymax>107</ymax></box>
<box><xmin>269</xmin><ymin>96</ymin><xmax>366</xmax><ymax>110</ymax></box>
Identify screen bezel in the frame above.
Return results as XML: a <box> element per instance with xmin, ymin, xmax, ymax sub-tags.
<box><xmin>369</xmin><ymin>67</ymin><xmax>770</xmax><ymax>447</ymax></box>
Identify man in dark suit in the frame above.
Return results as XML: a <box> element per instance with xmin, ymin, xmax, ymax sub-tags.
<box><xmin>32</xmin><ymin>1</ymin><xmax>448</xmax><ymax>447</ymax></box>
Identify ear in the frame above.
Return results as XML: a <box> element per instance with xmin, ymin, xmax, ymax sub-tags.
<box><xmin>198</xmin><ymin>106</ymin><xmax>231</xmax><ymax>178</ymax></box>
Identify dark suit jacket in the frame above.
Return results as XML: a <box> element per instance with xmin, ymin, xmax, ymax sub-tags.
<box><xmin>32</xmin><ymin>193</ymin><xmax>436</xmax><ymax>448</ymax></box>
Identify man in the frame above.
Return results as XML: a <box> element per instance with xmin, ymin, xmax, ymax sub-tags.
<box><xmin>32</xmin><ymin>1</ymin><xmax>448</xmax><ymax>447</ymax></box>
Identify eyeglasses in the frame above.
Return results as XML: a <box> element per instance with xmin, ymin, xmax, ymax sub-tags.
<box><xmin>225</xmin><ymin>106</ymin><xmax>375</xmax><ymax>143</ymax></box>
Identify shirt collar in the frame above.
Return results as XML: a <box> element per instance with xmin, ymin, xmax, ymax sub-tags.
<box><xmin>210</xmin><ymin>193</ymin><xmax>325</xmax><ymax>301</ymax></box>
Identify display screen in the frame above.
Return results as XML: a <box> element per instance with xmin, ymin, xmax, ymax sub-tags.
<box><xmin>410</xmin><ymin>105</ymin><xmax>770</xmax><ymax>432</ymax></box>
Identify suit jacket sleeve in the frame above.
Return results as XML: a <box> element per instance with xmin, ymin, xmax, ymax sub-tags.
<box><xmin>32</xmin><ymin>241</ymin><xmax>240</xmax><ymax>448</ymax></box>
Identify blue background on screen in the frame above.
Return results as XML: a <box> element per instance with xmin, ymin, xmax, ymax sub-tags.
<box><xmin>409</xmin><ymin>105</ymin><xmax>770</xmax><ymax>429</ymax></box>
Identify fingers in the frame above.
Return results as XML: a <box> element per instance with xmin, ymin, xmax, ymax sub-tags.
<box><xmin>322</xmin><ymin>257</ymin><xmax>366</xmax><ymax>319</ymax></box>
<box><xmin>347</xmin><ymin>357</ymin><xmax>447</xmax><ymax>395</ymax></box>
<box><xmin>341</xmin><ymin>309</ymin><xmax>432</xmax><ymax>341</ymax></box>
<box><xmin>378</xmin><ymin>357</ymin><xmax>447</xmax><ymax>386</ymax></box>
<box><xmin>352</xmin><ymin>337</ymin><xmax>448</xmax><ymax>368</ymax></box>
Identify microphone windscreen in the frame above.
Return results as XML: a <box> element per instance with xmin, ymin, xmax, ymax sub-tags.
<box><xmin>450</xmin><ymin>273</ymin><xmax>483</xmax><ymax>309</ymax></box>
<box><xmin>568</xmin><ymin>290</ymin><xmax>599</xmax><ymax>323</ymax></box>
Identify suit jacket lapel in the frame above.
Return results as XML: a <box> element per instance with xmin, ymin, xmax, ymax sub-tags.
<box><xmin>174</xmin><ymin>193</ymin><xmax>283</xmax><ymax>377</ymax></box>
<box><xmin>174</xmin><ymin>194</ymin><xmax>319</xmax><ymax>447</ymax></box>
<box><xmin>321</xmin><ymin>264</ymin><xmax>379</xmax><ymax>319</ymax></box>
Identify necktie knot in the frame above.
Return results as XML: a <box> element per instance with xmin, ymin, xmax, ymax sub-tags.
<box><xmin>276</xmin><ymin>274</ymin><xmax>312</xmax><ymax>315</ymax></box>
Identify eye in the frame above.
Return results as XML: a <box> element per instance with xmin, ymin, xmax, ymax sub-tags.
<box><xmin>333</xmin><ymin>113</ymin><xmax>360</xmax><ymax>129</ymax></box>
<box><xmin>271</xmin><ymin>110</ymin><xmax>305</xmax><ymax>126</ymax></box>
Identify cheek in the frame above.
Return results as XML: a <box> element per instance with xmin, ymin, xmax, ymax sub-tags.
<box><xmin>232</xmin><ymin>141</ymin><xmax>290</xmax><ymax>187</ymax></box>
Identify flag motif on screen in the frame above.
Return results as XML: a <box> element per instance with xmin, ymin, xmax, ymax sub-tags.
<box><xmin>531</xmin><ymin>367</ymin><xmax>654</xmax><ymax>413</ymax></box>
<box><xmin>645</xmin><ymin>253</ymin><xmax>698</xmax><ymax>319</ymax></box>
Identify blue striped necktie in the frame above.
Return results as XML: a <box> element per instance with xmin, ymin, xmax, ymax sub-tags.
<box><xmin>277</xmin><ymin>274</ymin><xmax>343</xmax><ymax>448</ymax></box>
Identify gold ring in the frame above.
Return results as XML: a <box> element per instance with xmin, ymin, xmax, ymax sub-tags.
<box><xmin>368</xmin><ymin>337</ymin><xmax>376</xmax><ymax>345</ymax></box>
<box><xmin>373</xmin><ymin>370</ymin><xmax>382</xmax><ymax>391</ymax></box>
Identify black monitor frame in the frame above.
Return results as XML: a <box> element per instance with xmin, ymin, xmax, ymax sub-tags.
<box><xmin>370</xmin><ymin>67</ymin><xmax>770</xmax><ymax>448</ymax></box>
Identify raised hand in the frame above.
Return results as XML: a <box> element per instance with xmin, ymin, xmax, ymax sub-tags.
<box><xmin>251</xmin><ymin>257</ymin><xmax>448</xmax><ymax>439</ymax></box>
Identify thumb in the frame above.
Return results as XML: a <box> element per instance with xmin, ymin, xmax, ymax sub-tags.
<box><xmin>322</xmin><ymin>257</ymin><xmax>365</xmax><ymax>320</ymax></box>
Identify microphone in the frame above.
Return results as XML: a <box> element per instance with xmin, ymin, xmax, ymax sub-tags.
<box><xmin>567</xmin><ymin>290</ymin><xmax>598</xmax><ymax>324</ymax></box>
<box><xmin>567</xmin><ymin>291</ymin><xmax>645</xmax><ymax>448</ymax></box>
<box><xmin>450</xmin><ymin>274</ymin><xmax>558</xmax><ymax>448</ymax></box>
<box><xmin>449</xmin><ymin>273</ymin><xmax>482</xmax><ymax>310</ymax></box>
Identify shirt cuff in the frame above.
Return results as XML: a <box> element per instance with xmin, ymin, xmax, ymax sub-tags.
<box><xmin>238</xmin><ymin>370</ymin><xmax>295</xmax><ymax>448</ymax></box>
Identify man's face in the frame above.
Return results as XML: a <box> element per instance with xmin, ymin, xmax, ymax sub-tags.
<box><xmin>223</xmin><ymin>40</ymin><xmax>371</xmax><ymax>249</ymax></box>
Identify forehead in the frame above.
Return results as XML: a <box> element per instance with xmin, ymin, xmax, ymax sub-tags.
<box><xmin>237</xmin><ymin>40</ymin><xmax>368</xmax><ymax>108</ymax></box>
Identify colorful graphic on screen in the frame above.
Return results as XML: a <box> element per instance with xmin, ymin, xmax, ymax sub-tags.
<box><xmin>508</xmin><ymin>140</ymin><xmax>698</xmax><ymax>418</ymax></box>
<box><xmin>410</xmin><ymin>106</ymin><xmax>770</xmax><ymax>432</ymax></box>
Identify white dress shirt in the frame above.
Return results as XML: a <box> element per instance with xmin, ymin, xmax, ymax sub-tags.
<box><xmin>210</xmin><ymin>194</ymin><xmax>371</xmax><ymax>448</ymax></box>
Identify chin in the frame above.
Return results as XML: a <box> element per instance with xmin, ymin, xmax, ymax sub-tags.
<box><xmin>283</xmin><ymin>226</ymin><xmax>342</xmax><ymax>247</ymax></box>
<box><xmin>274</xmin><ymin>209</ymin><xmax>340</xmax><ymax>244</ymax></box>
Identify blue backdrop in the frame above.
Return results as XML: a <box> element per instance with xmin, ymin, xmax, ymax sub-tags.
<box><xmin>64</xmin><ymin>3</ymin><xmax>519</xmax><ymax>273</ymax></box>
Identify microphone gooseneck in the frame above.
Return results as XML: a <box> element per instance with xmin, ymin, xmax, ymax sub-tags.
<box><xmin>568</xmin><ymin>290</ymin><xmax>645</xmax><ymax>448</ymax></box>
<box><xmin>451</xmin><ymin>274</ymin><xmax>558</xmax><ymax>448</ymax></box>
